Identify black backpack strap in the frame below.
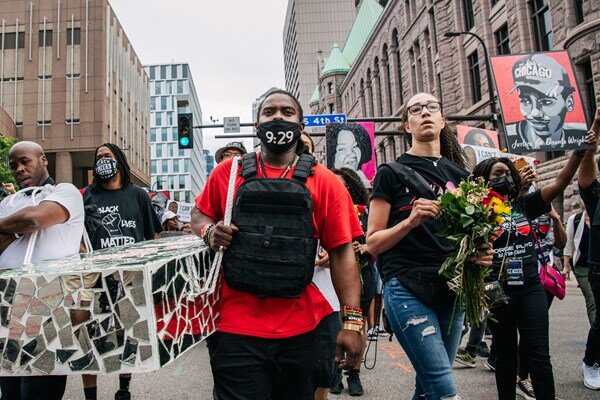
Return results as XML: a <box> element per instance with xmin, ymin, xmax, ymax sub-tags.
<box><xmin>292</xmin><ymin>154</ymin><xmax>317</xmax><ymax>183</ymax></box>
<box><xmin>380</xmin><ymin>162</ymin><xmax>436</xmax><ymax>200</ymax></box>
<box><xmin>240</xmin><ymin>152</ymin><xmax>258</xmax><ymax>180</ymax></box>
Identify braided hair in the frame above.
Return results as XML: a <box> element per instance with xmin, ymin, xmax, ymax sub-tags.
<box><xmin>332</xmin><ymin>167</ymin><xmax>369</xmax><ymax>206</ymax></box>
<box><xmin>401</xmin><ymin>101</ymin><xmax>467</xmax><ymax>169</ymax></box>
<box><xmin>90</xmin><ymin>143</ymin><xmax>131</xmax><ymax>192</ymax></box>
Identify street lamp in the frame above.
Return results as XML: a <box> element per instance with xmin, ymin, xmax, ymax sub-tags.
<box><xmin>444</xmin><ymin>31</ymin><xmax>502</xmax><ymax>137</ymax></box>
<box><xmin>151</xmin><ymin>179</ymin><xmax>164</xmax><ymax>192</ymax></box>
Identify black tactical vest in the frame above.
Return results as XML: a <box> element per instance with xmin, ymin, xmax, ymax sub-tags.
<box><xmin>223</xmin><ymin>152</ymin><xmax>318</xmax><ymax>298</ymax></box>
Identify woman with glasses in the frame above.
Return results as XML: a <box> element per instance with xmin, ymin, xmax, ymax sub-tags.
<box><xmin>367</xmin><ymin>93</ymin><xmax>493</xmax><ymax>400</ymax></box>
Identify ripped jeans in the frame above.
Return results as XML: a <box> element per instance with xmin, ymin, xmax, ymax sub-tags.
<box><xmin>383</xmin><ymin>278</ymin><xmax>463</xmax><ymax>400</ymax></box>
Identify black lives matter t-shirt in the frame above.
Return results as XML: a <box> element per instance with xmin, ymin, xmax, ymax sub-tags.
<box><xmin>488</xmin><ymin>190</ymin><xmax>549</xmax><ymax>286</ymax></box>
<box><xmin>370</xmin><ymin>153</ymin><xmax>469</xmax><ymax>285</ymax></box>
<box><xmin>83</xmin><ymin>184</ymin><xmax>162</xmax><ymax>250</ymax></box>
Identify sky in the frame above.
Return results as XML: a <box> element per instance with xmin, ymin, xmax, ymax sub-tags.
<box><xmin>110</xmin><ymin>0</ymin><xmax>288</xmax><ymax>155</ymax></box>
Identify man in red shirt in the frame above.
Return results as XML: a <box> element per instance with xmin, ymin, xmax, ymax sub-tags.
<box><xmin>191</xmin><ymin>89</ymin><xmax>363</xmax><ymax>399</ymax></box>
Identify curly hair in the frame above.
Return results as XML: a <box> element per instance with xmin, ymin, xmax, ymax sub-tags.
<box><xmin>472</xmin><ymin>157</ymin><xmax>522</xmax><ymax>194</ymax></box>
<box><xmin>326</xmin><ymin>123</ymin><xmax>373</xmax><ymax>170</ymax></box>
<box><xmin>401</xmin><ymin>99</ymin><xmax>467</xmax><ymax>169</ymax></box>
<box><xmin>90</xmin><ymin>143</ymin><xmax>131</xmax><ymax>192</ymax></box>
<box><xmin>332</xmin><ymin>167</ymin><xmax>369</xmax><ymax>205</ymax></box>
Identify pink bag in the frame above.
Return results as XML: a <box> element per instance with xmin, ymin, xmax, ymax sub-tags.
<box><xmin>539</xmin><ymin>263</ymin><xmax>566</xmax><ymax>300</ymax></box>
<box><xmin>534</xmin><ymin>232</ymin><xmax>566</xmax><ymax>300</ymax></box>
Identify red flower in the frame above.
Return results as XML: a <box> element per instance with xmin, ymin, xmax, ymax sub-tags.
<box><xmin>355</xmin><ymin>204</ymin><xmax>366</xmax><ymax>216</ymax></box>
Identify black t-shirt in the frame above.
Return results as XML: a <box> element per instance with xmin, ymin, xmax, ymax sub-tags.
<box><xmin>578</xmin><ymin>220</ymin><xmax>590</xmax><ymax>268</ymax></box>
<box><xmin>358</xmin><ymin>211</ymin><xmax>375</xmax><ymax>303</ymax></box>
<box><xmin>488</xmin><ymin>190</ymin><xmax>550</xmax><ymax>286</ymax></box>
<box><xmin>370</xmin><ymin>153</ymin><xmax>469</xmax><ymax>284</ymax></box>
<box><xmin>580</xmin><ymin>181</ymin><xmax>600</xmax><ymax>266</ymax></box>
<box><xmin>83</xmin><ymin>184</ymin><xmax>162</xmax><ymax>250</ymax></box>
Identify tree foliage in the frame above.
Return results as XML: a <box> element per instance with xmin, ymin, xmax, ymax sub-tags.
<box><xmin>0</xmin><ymin>136</ymin><xmax>19</xmax><ymax>187</ymax></box>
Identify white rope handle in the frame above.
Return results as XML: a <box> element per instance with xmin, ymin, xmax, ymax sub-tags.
<box><xmin>204</xmin><ymin>156</ymin><xmax>240</xmax><ymax>294</ymax></box>
<box><xmin>82</xmin><ymin>227</ymin><xmax>93</xmax><ymax>255</ymax></box>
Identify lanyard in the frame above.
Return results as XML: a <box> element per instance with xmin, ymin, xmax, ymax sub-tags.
<box><xmin>258</xmin><ymin>153</ymin><xmax>298</xmax><ymax>179</ymax></box>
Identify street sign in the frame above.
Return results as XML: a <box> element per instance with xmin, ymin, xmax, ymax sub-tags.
<box><xmin>302</xmin><ymin>114</ymin><xmax>346</xmax><ymax>134</ymax></box>
<box><xmin>223</xmin><ymin>116</ymin><xmax>241</xmax><ymax>133</ymax></box>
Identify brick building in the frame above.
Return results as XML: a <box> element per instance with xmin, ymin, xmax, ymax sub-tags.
<box><xmin>0</xmin><ymin>0</ymin><xmax>151</xmax><ymax>187</ymax></box>
<box><xmin>312</xmin><ymin>0</ymin><xmax>599</xmax><ymax>218</ymax></box>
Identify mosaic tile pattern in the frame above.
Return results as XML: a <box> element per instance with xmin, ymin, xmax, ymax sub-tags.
<box><xmin>0</xmin><ymin>236</ymin><xmax>219</xmax><ymax>375</ymax></box>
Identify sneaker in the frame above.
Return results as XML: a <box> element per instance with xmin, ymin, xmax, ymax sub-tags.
<box><xmin>485</xmin><ymin>358</ymin><xmax>496</xmax><ymax>372</ymax></box>
<box><xmin>582</xmin><ymin>362</ymin><xmax>600</xmax><ymax>390</ymax></box>
<box><xmin>330</xmin><ymin>370</ymin><xmax>343</xmax><ymax>395</ymax></box>
<box><xmin>114</xmin><ymin>390</ymin><xmax>131</xmax><ymax>400</ymax></box>
<box><xmin>347</xmin><ymin>373</ymin><xmax>364</xmax><ymax>396</ymax></box>
<box><xmin>377</xmin><ymin>326</ymin><xmax>387</xmax><ymax>336</ymax></box>
<box><xmin>454</xmin><ymin>349</ymin><xmax>476</xmax><ymax>368</ymax></box>
<box><xmin>516</xmin><ymin>379</ymin><xmax>535</xmax><ymax>400</ymax></box>
<box><xmin>476</xmin><ymin>342</ymin><xmax>490</xmax><ymax>358</ymax></box>
<box><xmin>367</xmin><ymin>327</ymin><xmax>378</xmax><ymax>341</ymax></box>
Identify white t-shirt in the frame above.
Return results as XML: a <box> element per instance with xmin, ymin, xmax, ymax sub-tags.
<box><xmin>0</xmin><ymin>183</ymin><xmax>84</xmax><ymax>269</ymax></box>
<box><xmin>313</xmin><ymin>266</ymin><xmax>340</xmax><ymax>311</ymax></box>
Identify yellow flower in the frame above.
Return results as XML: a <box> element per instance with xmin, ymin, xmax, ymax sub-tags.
<box><xmin>495</xmin><ymin>216</ymin><xmax>505</xmax><ymax>225</ymax></box>
<box><xmin>502</xmin><ymin>206</ymin><xmax>511</xmax><ymax>215</ymax></box>
<box><xmin>491</xmin><ymin>198</ymin><xmax>502</xmax><ymax>206</ymax></box>
<box><xmin>493</xmin><ymin>204</ymin><xmax>504</xmax><ymax>214</ymax></box>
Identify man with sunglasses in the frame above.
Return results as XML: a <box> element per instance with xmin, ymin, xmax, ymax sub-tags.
<box><xmin>505</xmin><ymin>54</ymin><xmax>587</xmax><ymax>152</ymax></box>
<box><xmin>215</xmin><ymin>141</ymin><xmax>247</xmax><ymax>164</ymax></box>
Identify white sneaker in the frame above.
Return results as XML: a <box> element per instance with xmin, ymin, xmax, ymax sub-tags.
<box><xmin>582</xmin><ymin>362</ymin><xmax>600</xmax><ymax>390</ymax></box>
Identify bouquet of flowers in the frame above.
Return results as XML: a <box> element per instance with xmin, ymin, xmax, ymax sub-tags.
<box><xmin>354</xmin><ymin>205</ymin><xmax>370</xmax><ymax>272</ymax></box>
<box><xmin>436</xmin><ymin>177</ymin><xmax>510</xmax><ymax>325</ymax></box>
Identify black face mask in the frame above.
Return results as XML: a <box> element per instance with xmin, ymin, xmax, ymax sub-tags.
<box><xmin>490</xmin><ymin>176</ymin><xmax>516</xmax><ymax>197</ymax></box>
<box><xmin>95</xmin><ymin>157</ymin><xmax>118</xmax><ymax>182</ymax></box>
<box><xmin>257</xmin><ymin>120</ymin><xmax>302</xmax><ymax>154</ymax></box>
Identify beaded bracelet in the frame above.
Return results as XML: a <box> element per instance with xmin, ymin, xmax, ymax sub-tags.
<box><xmin>202</xmin><ymin>223</ymin><xmax>216</xmax><ymax>246</ymax></box>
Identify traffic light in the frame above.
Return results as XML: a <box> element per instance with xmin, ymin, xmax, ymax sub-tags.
<box><xmin>177</xmin><ymin>113</ymin><xmax>193</xmax><ymax>149</ymax></box>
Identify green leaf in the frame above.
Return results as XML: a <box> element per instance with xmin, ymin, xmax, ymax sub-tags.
<box><xmin>461</xmin><ymin>214</ymin><xmax>474</xmax><ymax>227</ymax></box>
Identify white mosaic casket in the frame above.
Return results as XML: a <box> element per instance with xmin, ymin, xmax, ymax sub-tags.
<box><xmin>0</xmin><ymin>235</ymin><xmax>218</xmax><ymax>375</ymax></box>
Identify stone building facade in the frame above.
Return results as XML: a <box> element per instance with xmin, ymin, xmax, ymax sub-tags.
<box><xmin>312</xmin><ymin>0</ymin><xmax>600</xmax><ymax>218</ymax></box>
<box><xmin>0</xmin><ymin>0</ymin><xmax>151</xmax><ymax>187</ymax></box>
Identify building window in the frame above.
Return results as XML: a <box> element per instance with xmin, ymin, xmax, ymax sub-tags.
<box><xmin>179</xmin><ymin>175</ymin><xmax>185</xmax><ymax>189</ymax></box>
<box><xmin>161</xmin><ymin>160</ymin><xmax>168</xmax><ymax>173</ymax></box>
<box><xmin>173</xmin><ymin>160</ymin><xmax>179</xmax><ymax>173</ymax></box>
<box><xmin>150</xmin><ymin>98</ymin><xmax>156</xmax><ymax>111</ymax></box>
<box><xmin>531</xmin><ymin>0</ymin><xmax>553</xmax><ymax>51</ymax></box>
<box><xmin>151</xmin><ymin>161</ymin><xmax>157</xmax><ymax>174</ymax></box>
<box><xmin>574</xmin><ymin>0</ymin><xmax>584</xmax><ymax>25</ymax></box>
<box><xmin>66</xmin><ymin>28</ymin><xmax>81</xmax><ymax>45</ymax></box>
<box><xmin>177</xmin><ymin>80</ymin><xmax>184</xmax><ymax>94</ymax></box>
<box><xmin>463</xmin><ymin>0</ymin><xmax>475</xmax><ymax>30</ymax></box>
<box><xmin>171</xmin><ymin>65</ymin><xmax>178</xmax><ymax>79</ymax></box>
<box><xmin>150</xmin><ymin>128</ymin><xmax>157</xmax><ymax>142</ymax></box>
<box><xmin>327</xmin><ymin>82</ymin><xmax>333</xmax><ymax>94</ymax></box>
<box><xmin>149</xmin><ymin>67</ymin><xmax>156</xmax><ymax>80</ymax></box>
<box><xmin>167</xmin><ymin>143</ymin><xmax>174</xmax><ymax>157</ymax></box>
<box><xmin>156</xmin><ymin>145</ymin><xmax>163</xmax><ymax>158</ymax></box>
<box><xmin>155</xmin><ymin>113</ymin><xmax>162</xmax><ymax>126</ymax></box>
<box><xmin>161</xmin><ymin>128</ymin><xmax>168</xmax><ymax>142</ymax></box>
<box><xmin>5</xmin><ymin>32</ymin><xmax>25</xmax><ymax>49</ymax></box>
<box><xmin>38</xmin><ymin>30</ymin><xmax>52</xmax><ymax>46</ymax></box>
<box><xmin>328</xmin><ymin>103</ymin><xmax>334</xmax><ymax>113</ymax></box>
<box><xmin>161</xmin><ymin>97</ymin><xmax>168</xmax><ymax>111</ymax></box>
<box><xmin>155</xmin><ymin>81</ymin><xmax>161</xmax><ymax>95</ymax></box>
<box><xmin>468</xmin><ymin>51</ymin><xmax>482</xmax><ymax>103</ymax></box>
<box><xmin>182</xmin><ymin>65</ymin><xmax>188</xmax><ymax>78</ymax></box>
<box><xmin>582</xmin><ymin>60</ymin><xmax>596</xmax><ymax>122</ymax></box>
<box><xmin>491</xmin><ymin>0</ymin><xmax>499</xmax><ymax>6</ymax></box>
<box><xmin>161</xmin><ymin>65</ymin><xmax>168</xmax><ymax>80</ymax></box>
<box><xmin>185</xmin><ymin>159</ymin><xmax>190</xmax><ymax>173</ymax></box>
<box><xmin>495</xmin><ymin>24</ymin><xmax>510</xmax><ymax>55</ymax></box>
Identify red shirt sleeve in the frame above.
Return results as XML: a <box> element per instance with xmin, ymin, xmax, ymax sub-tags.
<box><xmin>310</xmin><ymin>164</ymin><xmax>364</xmax><ymax>251</ymax></box>
<box><xmin>194</xmin><ymin>158</ymin><xmax>234</xmax><ymax>221</ymax></box>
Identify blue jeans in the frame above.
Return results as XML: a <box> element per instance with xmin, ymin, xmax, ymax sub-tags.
<box><xmin>383</xmin><ymin>278</ymin><xmax>463</xmax><ymax>400</ymax></box>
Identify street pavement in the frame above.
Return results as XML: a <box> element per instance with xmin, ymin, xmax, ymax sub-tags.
<box><xmin>62</xmin><ymin>279</ymin><xmax>597</xmax><ymax>399</ymax></box>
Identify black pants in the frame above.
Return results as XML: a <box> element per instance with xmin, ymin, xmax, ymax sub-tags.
<box><xmin>207</xmin><ymin>327</ymin><xmax>320</xmax><ymax>400</ymax></box>
<box><xmin>518</xmin><ymin>290</ymin><xmax>554</xmax><ymax>380</ymax></box>
<box><xmin>584</xmin><ymin>264</ymin><xmax>600</xmax><ymax>365</ymax></box>
<box><xmin>489</xmin><ymin>282</ymin><xmax>555</xmax><ymax>400</ymax></box>
<box><xmin>0</xmin><ymin>376</ymin><xmax>67</xmax><ymax>400</ymax></box>
<box><xmin>464</xmin><ymin>320</ymin><xmax>486</xmax><ymax>356</ymax></box>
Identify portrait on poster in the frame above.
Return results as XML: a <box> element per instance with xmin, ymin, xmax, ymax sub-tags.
<box><xmin>457</xmin><ymin>125</ymin><xmax>500</xmax><ymax>149</ymax></box>
<box><xmin>490</xmin><ymin>50</ymin><xmax>590</xmax><ymax>153</ymax></box>
<box><xmin>326</xmin><ymin>122</ymin><xmax>376</xmax><ymax>187</ymax></box>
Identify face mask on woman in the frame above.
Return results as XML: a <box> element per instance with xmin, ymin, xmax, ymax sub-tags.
<box><xmin>490</xmin><ymin>175</ymin><xmax>516</xmax><ymax>197</ymax></box>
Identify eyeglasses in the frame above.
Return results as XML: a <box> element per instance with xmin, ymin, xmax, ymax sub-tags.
<box><xmin>407</xmin><ymin>102</ymin><xmax>442</xmax><ymax>115</ymax></box>
<box><xmin>222</xmin><ymin>151</ymin><xmax>242</xmax><ymax>159</ymax></box>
